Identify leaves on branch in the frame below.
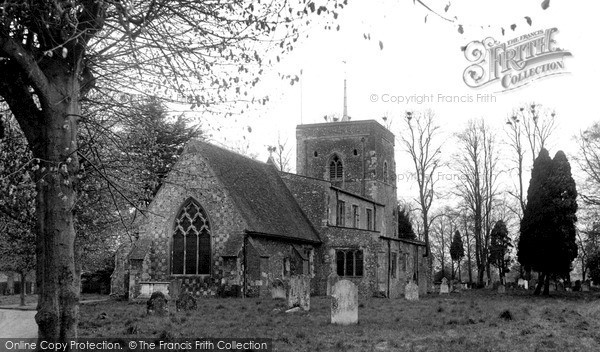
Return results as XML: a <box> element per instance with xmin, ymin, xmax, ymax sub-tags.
<box><xmin>541</xmin><ymin>0</ymin><xmax>550</xmax><ymax>10</ymax></box>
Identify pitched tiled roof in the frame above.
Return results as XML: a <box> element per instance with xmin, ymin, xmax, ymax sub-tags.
<box><xmin>186</xmin><ymin>140</ymin><xmax>321</xmax><ymax>244</ymax></box>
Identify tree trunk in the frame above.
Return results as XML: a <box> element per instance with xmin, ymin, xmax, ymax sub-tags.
<box><xmin>20</xmin><ymin>272</ymin><xmax>26</xmax><ymax>307</ymax></box>
<box><xmin>6</xmin><ymin>272</ymin><xmax>15</xmax><ymax>295</ymax></box>
<box><xmin>543</xmin><ymin>273</ymin><xmax>550</xmax><ymax>296</ymax></box>
<box><xmin>534</xmin><ymin>272</ymin><xmax>545</xmax><ymax>295</ymax></box>
<box><xmin>33</xmin><ymin>67</ymin><xmax>81</xmax><ymax>340</ymax></box>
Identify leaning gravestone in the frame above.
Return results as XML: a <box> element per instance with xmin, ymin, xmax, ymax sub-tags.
<box><xmin>440</xmin><ymin>278</ymin><xmax>449</xmax><ymax>294</ymax></box>
<box><xmin>287</xmin><ymin>275</ymin><xmax>310</xmax><ymax>311</ymax></box>
<box><xmin>331</xmin><ymin>280</ymin><xmax>358</xmax><ymax>325</ymax></box>
<box><xmin>404</xmin><ymin>280</ymin><xmax>419</xmax><ymax>301</ymax></box>
<box><xmin>326</xmin><ymin>273</ymin><xmax>340</xmax><ymax>296</ymax></box>
<box><xmin>271</xmin><ymin>279</ymin><xmax>286</xmax><ymax>299</ymax></box>
<box><xmin>497</xmin><ymin>284</ymin><xmax>506</xmax><ymax>294</ymax></box>
<box><xmin>176</xmin><ymin>292</ymin><xmax>197</xmax><ymax>311</ymax></box>
<box><xmin>147</xmin><ymin>291</ymin><xmax>168</xmax><ymax>316</ymax></box>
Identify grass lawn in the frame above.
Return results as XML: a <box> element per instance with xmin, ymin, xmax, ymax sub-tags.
<box><xmin>0</xmin><ymin>293</ymin><xmax>109</xmax><ymax>307</ymax></box>
<box><xmin>78</xmin><ymin>289</ymin><xmax>600</xmax><ymax>352</ymax></box>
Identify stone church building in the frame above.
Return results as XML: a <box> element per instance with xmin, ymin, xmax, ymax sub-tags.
<box><xmin>111</xmin><ymin>119</ymin><xmax>428</xmax><ymax>300</ymax></box>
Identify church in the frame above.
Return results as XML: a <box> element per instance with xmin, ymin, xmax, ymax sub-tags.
<box><xmin>111</xmin><ymin>118</ymin><xmax>429</xmax><ymax>300</ymax></box>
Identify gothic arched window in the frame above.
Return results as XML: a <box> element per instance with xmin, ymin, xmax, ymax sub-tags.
<box><xmin>329</xmin><ymin>154</ymin><xmax>343</xmax><ymax>180</ymax></box>
<box><xmin>172</xmin><ymin>199</ymin><xmax>211</xmax><ymax>275</ymax></box>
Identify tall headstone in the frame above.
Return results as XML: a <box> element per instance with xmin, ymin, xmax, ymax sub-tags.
<box><xmin>326</xmin><ymin>272</ymin><xmax>339</xmax><ymax>296</ymax></box>
<box><xmin>331</xmin><ymin>280</ymin><xmax>358</xmax><ymax>325</ymax></box>
<box><xmin>439</xmin><ymin>277</ymin><xmax>449</xmax><ymax>294</ymax></box>
<box><xmin>404</xmin><ymin>281</ymin><xmax>419</xmax><ymax>301</ymax></box>
<box><xmin>287</xmin><ymin>275</ymin><xmax>310</xmax><ymax>311</ymax></box>
<box><xmin>271</xmin><ymin>279</ymin><xmax>286</xmax><ymax>299</ymax></box>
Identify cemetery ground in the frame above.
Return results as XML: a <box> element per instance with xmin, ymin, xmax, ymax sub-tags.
<box><xmin>77</xmin><ymin>289</ymin><xmax>600</xmax><ymax>352</ymax></box>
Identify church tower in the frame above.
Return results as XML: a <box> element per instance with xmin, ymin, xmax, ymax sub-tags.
<box><xmin>296</xmin><ymin>119</ymin><xmax>398</xmax><ymax>236</ymax></box>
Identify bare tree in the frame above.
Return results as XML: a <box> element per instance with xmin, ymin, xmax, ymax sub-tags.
<box><xmin>453</xmin><ymin>119</ymin><xmax>500</xmax><ymax>286</ymax></box>
<box><xmin>504</xmin><ymin>103</ymin><xmax>557</xmax><ymax>219</ymax></box>
<box><xmin>430</xmin><ymin>207</ymin><xmax>459</xmax><ymax>278</ymax></box>
<box><xmin>576</xmin><ymin>122</ymin><xmax>600</xmax><ymax>207</ymax></box>
<box><xmin>399</xmin><ymin>110</ymin><xmax>443</xmax><ymax>290</ymax></box>
<box><xmin>0</xmin><ymin>0</ymin><xmax>342</xmax><ymax>339</ymax></box>
<box><xmin>398</xmin><ymin>110</ymin><xmax>442</xmax><ymax>258</ymax></box>
<box><xmin>267</xmin><ymin>133</ymin><xmax>292</xmax><ymax>172</ymax></box>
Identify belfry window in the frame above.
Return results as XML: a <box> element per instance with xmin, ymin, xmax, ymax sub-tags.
<box><xmin>172</xmin><ymin>199</ymin><xmax>211</xmax><ymax>275</ymax></box>
<box><xmin>329</xmin><ymin>154</ymin><xmax>343</xmax><ymax>180</ymax></box>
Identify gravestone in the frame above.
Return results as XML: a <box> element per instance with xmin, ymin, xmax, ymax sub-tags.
<box><xmin>146</xmin><ymin>291</ymin><xmax>168</xmax><ymax>316</ymax></box>
<box><xmin>529</xmin><ymin>279</ymin><xmax>537</xmax><ymax>290</ymax></box>
<box><xmin>582</xmin><ymin>281</ymin><xmax>590</xmax><ymax>292</ymax></box>
<box><xmin>452</xmin><ymin>281</ymin><xmax>461</xmax><ymax>293</ymax></box>
<box><xmin>556</xmin><ymin>282</ymin><xmax>565</xmax><ymax>291</ymax></box>
<box><xmin>287</xmin><ymin>275</ymin><xmax>310</xmax><ymax>311</ymax></box>
<box><xmin>175</xmin><ymin>292</ymin><xmax>197</xmax><ymax>311</ymax></box>
<box><xmin>517</xmin><ymin>278</ymin><xmax>527</xmax><ymax>289</ymax></box>
<box><xmin>404</xmin><ymin>281</ymin><xmax>419</xmax><ymax>301</ymax></box>
<box><xmin>271</xmin><ymin>279</ymin><xmax>286</xmax><ymax>299</ymax></box>
<box><xmin>497</xmin><ymin>284</ymin><xmax>506</xmax><ymax>294</ymax></box>
<box><xmin>439</xmin><ymin>278</ymin><xmax>449</xmax><ymax>294</ymax></box>
<box><xmin>331</xmin><ymin>280</ymin><xmax>358</xmax><ymax>325</ymax></box>
<box><xmin>573</xmin><ymin>280</ymin><xmax>582</xmax><ymax>292</ymax></box>
<box><xmin>326</xmin><ymin>273</ymin><xmax>340</xmax><ymax>296</ymax></box>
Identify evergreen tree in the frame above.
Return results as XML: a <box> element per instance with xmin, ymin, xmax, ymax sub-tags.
<box><xmin>518</xmin><ymin>148</ymin><xmax>578</xmax><ymax>295</ymax></box>
<box><xmin>450</xmin><ymin>230</ymin><xmax>465</xmax><ymax>281</ymax></box>
<box><xmin>488</xmin><ymin>220</ymin><xmax>512</xmax><ymax>284</ymax></box>
<box><xmin>587</xmin><ymin>250</ymin><xmax>600</xmax><ymax>285</ymax></box>
<box><xmin>450</xmin><ymin>230</ymin><xmax>465</xmax><ymax>279</ymax></box>
<box><xmin>121</xmin><ymin>97</ymin><xmax>202</xmax><ymax>207</ymax></box>
<box><xmin>397</xmin><ymin>205</ymin><xmax>416</xmax><ymax>240</ymax></box>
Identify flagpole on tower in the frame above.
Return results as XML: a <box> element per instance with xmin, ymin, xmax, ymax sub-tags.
<box><xmin>342</xmin><ymin>60</ymin><xmax>349</xmax><ymax>121</ymax></box>
<box><xmin>300</xmin><ymin>68</ymin><xmax>303</xmax><ymax>125</ymax></box>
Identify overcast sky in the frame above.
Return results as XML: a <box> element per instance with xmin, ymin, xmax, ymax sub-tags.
<box><xmin>181</xmin><ymin>0</ymin><xmax>599</xmax><ymax>207</ymax></box>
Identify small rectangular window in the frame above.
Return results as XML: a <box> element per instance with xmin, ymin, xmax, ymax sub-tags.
<box><xmin>336</xmin><ymin>200</ymin><xmax>346</xmax><ymax>226</ymax></box>
<box><xmin>366</xmin><ymin>209</ymin><xmax>373</xmax><ymax>231</ymax></box>
<box><xmin>335</xmin><ymin>249</ymin><xmax>364</xmax><ymax>277</ymax></box>
<box><xmin>352</xmin><ymin>205</ymin><xmax>359</xmax><ymax>228</ymax></box>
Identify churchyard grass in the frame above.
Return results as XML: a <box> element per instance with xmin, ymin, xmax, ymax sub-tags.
<box><xmin>0</xmin><ymin>293</ymin><xmax>107</xmax><ymax>307</ymax></box>
<box><xmin>78</xmin><ymin>289</ymin><xmax>600</xmax><ymax>351</ymax></box>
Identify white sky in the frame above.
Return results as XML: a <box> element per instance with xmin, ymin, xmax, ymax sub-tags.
<box><xmin>182</xmin><ymin>0</ymin><xmax>600</xmax><ymax>209</ymax></box>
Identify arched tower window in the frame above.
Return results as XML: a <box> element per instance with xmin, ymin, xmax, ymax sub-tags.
<box><xmin>172</xmin><ymin>198</ymin><xmax>211</xmax><ymax>275</ymax></box>
<box><xmin>383</xmin><ymin>161</ymin><xmax>388</xmax><ymax>183</ymax></box>
<box><xmin>329</xmin><ymin>154</ymin><xmax>343</xmax><ymax>180</ymax></box>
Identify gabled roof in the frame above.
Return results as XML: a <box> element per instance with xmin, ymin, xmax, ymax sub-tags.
<box><xmin>186</xmin><ymin>140</ymin><xmax>321</xmax><ymax>244</ymax></box>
